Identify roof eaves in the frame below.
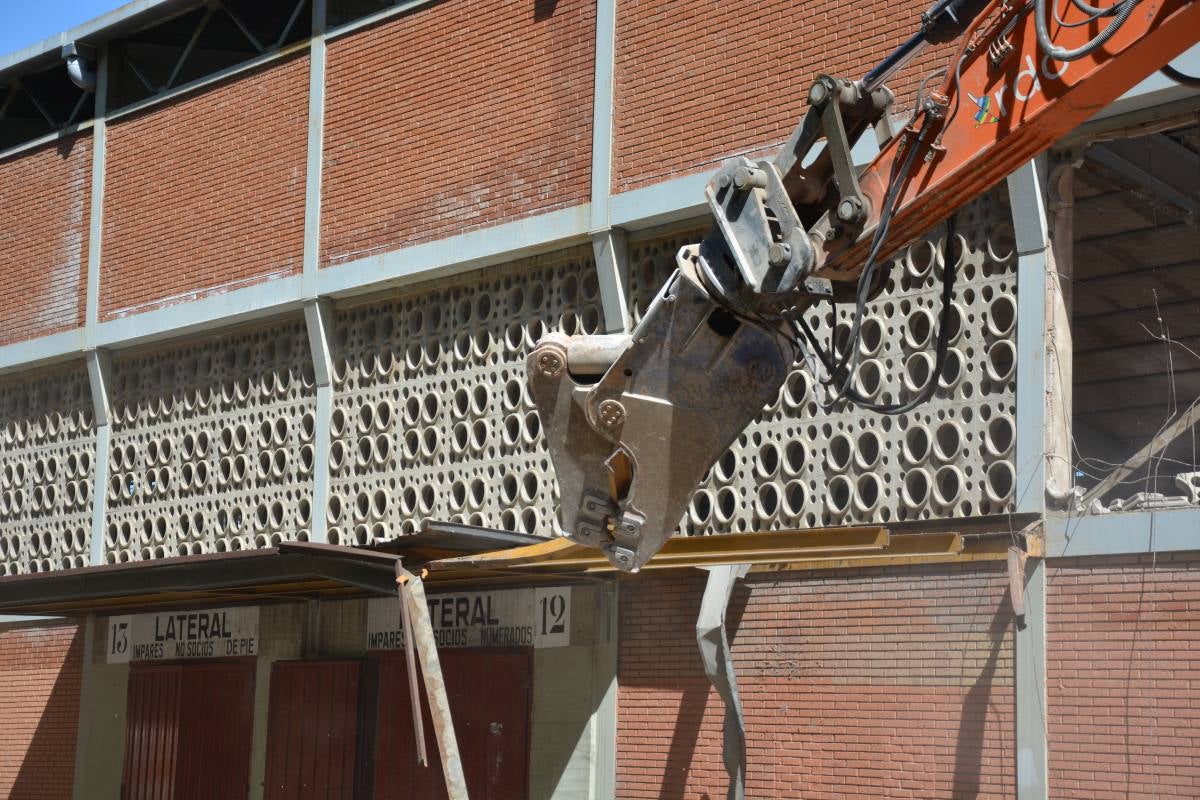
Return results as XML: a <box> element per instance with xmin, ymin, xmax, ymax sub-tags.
<box><xmin>0</xmin><ymin>0</ymin><xmax>200</xmax><ymax>84</ymax></box>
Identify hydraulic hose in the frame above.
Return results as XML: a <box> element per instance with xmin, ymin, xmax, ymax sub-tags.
<box><xmin>1034</xmin><ymin>0</ymin><xmax>1139</xmax><ymax>61</ymax></box>
<box><xmin>1160</xmin><ymin>63</ymin><xmax>1200</xmax><ymax>88</ymax></box>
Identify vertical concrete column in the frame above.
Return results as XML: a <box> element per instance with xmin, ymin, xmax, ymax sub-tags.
<box><xmin>82</xmin><ymin>47</ymin><xmax>113</xmax><ymax>567</ymax></box>
<box><xmin>71</xmin><ymin>641</ymin><xmax>128</xmax><ymax>798</ymax></box>
<box><xmin>1043</xmin><ymin>153</ymin><xmax>1079</xmax><ymax>500</ymax></box>
<box><xmin>84</xmin><ymin>45</ymin><xmax>108</xmax><ymax>345</ymax></box>
<box><xmin>588</xmin><ymin>581</ymin><xmax>619</xmax><ymax>800</ymax></box>
<box><xmin>302</xmin><ymin>0</ymin><xmax>327</xmax><ymax>298</ymax></box>
<box><xmin>588</xmin><ymin>0</ymin><xmax>630</xmax><ymax>335</ymax></box>
<box><xmin>1007</xmin><ymin>160</ymin><xmax>1051</xmax><ymax>516</ymax></box>
<box><xmin>1008</xmin><ymin>159</ymin><xmax>1051</xmax><ymax>800</ymax></box>
<box><xmin>592</xmin><ymin>228</ymin><xmax>630</xmax><ymax>333</ymax></box>
<box><xmin>301</xmin><ymin>0</ymin><xmax>331</xmax><ymax>544</ymax></box>
<box><xmin>304</xmin><ymin>299</ymin><xmax>334</xmax><ymax>543</ymax></box>
<box><xmin>588</xmin><ymin>0</ymin><xmax>617</xmax><ymax>232</ymax></box>
<box><xmin>1016</xmin><ymin>558</ymin><xmax>1048</xmax><ymax>800</ymax></box>
<box><xmin>86</xmin><ymin>350</ymin><xmax>112</xmax><ymax>565</ymax></box>
<box><xmin>70</xmin><ymin>615</ymin><xmax>97</xmax><ymax>800</ymax></box>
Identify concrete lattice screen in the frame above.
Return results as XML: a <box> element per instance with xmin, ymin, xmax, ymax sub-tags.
<box><xmin>630</xmin><ymin>187</ymin><xmax>1019</xmax><ymax>534</ymax></box>
<box><xmin>103</xmin><ymin>321</ymin><xmax>316</xmax><ymax>562</ymax></box>
<box><xmin>0</xmin><ymin>368</ymin><xmax>94</xmax><ymax>574</ymax></box>
<box><xmin>0</xmin><ymin>192</ymin><xmax>1017</xmax><ymax>570</ymax></box>
<box><xmin>325</xmin><ymin>248</ymin><xmax>599</xmax><ymax>543</ymax></box>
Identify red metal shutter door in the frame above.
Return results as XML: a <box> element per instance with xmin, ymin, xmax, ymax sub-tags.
<box><xmin>122</xmin><ymin>664</ymin><xmax>183</xmax><ymax>800</ymax></box>
<box><xmin>373</xmin><ymin>648</ymin><xmax>533</xmax><ymax>800</ymax></box>
<box><xmin>121</xmin><ymin>661</ymin><xmax>256</xmax><ymax>800</ymax></box>
<box><xmin>174</xmin><ymin>661</ymin><xmax>256</xmax><ymax>800</ymax></box>
<box><xmin>262</xmin><ymin>660</ymin><xmax>362</xmax><ymax>800</ymax></box>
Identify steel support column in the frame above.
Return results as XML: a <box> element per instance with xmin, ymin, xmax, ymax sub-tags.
<box><xmin>1016</xmin><ymin>557</ymin><xmax>1048</xmax><ymax>800</ymax></box>
<box><xmin>304</xmin><ymin>298</ymin><xmax>334</xmax><ymax>543</ymax></box>
<box><xmin>86</xmin><ymin>350</ymin><xmax>112</xmax><ymax>566</ymax></box>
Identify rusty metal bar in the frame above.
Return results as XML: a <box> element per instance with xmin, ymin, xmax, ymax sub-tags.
<box><xmin>394</xmin><ymin>561</ymin><xmax>428</xmax><ymax>767</ymax></box>
<box><xmin>396</xmin><ymin>563</ymin><xmax>469</xmax><ymax>800</ymax></box>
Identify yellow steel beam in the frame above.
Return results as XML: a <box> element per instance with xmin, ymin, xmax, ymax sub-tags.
<box><xmin>431</xmin><ymin>526</ymin><xmax>890</xmax><ymax>574</ymax></box>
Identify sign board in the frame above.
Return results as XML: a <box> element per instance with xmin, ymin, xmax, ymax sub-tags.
<box><xmin>105</xmin><ymin>606</ymin><xmax>260</xmax><ymax>664</ymax></box>
<box><xmin>366</xmin><ymin>586</ymin><xmax>571</xmax><ymax>651</ymax></box>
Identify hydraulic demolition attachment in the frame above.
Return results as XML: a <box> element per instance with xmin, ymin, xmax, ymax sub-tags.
<box><xmin>528</xmin><ymin>0</ymin><xmax>1200</xmax><ymax>571</ymax></box>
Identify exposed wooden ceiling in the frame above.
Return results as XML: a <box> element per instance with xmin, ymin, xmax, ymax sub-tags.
<box><xmin>1071</xmin><ymin>124</ymin><xmax>1200</xmax><ymax>496</ymax></box>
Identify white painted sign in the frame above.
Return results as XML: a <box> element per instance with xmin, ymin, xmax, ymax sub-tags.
<box><xmin>366</xmin><ymin>586</ymin><xmax>571</xmax><ymax>651</ymax></box>
<box><xmin>105</xmin><ymin>606</ymin><xmax>260</xmax><ymax>664</ymax></box>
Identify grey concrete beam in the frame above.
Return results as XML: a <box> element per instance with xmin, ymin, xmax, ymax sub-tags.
<box><xmin>591</xmin><ymin>228</ymin><xmax>630</xmax><ymax>334</ymax></box>
<box><xmin>1045</xmin><ymin>508</ymin><xmax>1200</xmax><ymax>557</ymax></box>
<box><xmin>608</xmin><ymin>133</ymin><xmax>882</xmax><ymax>234</ymax></box>
<box><xmin>0</xmin><ymin>330</ymin><xmax>85</xmax><ymax>377</ymax></box>
<box><xmin>94</xmin><ymin>274</ymin><xmax>306</xmax><ymax>351</ymax></box>
<box><xmin>317</xmin><ymin>203</ymin><xmax>591</xmax><ymax>298</ymax></box>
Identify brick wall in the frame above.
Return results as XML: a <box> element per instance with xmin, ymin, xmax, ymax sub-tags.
<box><xmin>100</xmin><ymin>55</ymin><xmax>309</xmax><ymax>319</ymax></box>
<box><xmin>619</xmin><ymin>564</ymin><xmax>1015</xmax><ymax>799</ymax></box>
<box><xmin>320</xmin><ymin>0</ymin><xmax>594</xmax><ymax>267</ymax></box>
<box><xmin>613</xmin><ymin>0</ymin><xmax>952</xmax><ymax>192</ymax></box>
<box><xmin>1048</xmin><ymin>553</ymin><xmax>1200</xmax><ymax>798</ymax></box>
<box><xmin>0</xmin><ymin>621</ymin><xmax>83</xmax><ymax>799</ymax></box>
<box><xmin>0</xmin><ymin>136</ymin><xmax>90</xmax><ymax>345</ymax></box>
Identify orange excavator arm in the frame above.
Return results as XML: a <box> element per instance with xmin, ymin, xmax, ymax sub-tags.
<box><xmin>527</xmin><ymin>0</ymin><xmax>1199</xmax><ymax>572</ymax></box>
<box><xmin>818</xmin><ymin>0</ymin><xmax>1200</xmax><ymax>280</ymax></box>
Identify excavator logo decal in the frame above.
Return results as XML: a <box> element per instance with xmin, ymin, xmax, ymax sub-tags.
<box><xmin>970</xmin><ymin>94</ymin><xmax>1002</xmax><ymax>126</ymax></box>
<box><xmin>967</xmin><ymin>54</ymin><xmax>1070</xmax><ymax>128</ymax></box>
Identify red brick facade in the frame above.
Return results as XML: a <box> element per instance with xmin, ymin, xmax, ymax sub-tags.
<box><xmin>612</xmin><ymin>0</ymin><xmax>953</xmax><ymax>192</ymax></box>
<box><xmin>100</xmin><ymin>55</ymin><xmax>309</xmax><ymax>319</ymax></box>
<box><xmin>618</xmin><ymin>564</ymin><xmax>1016</xmax><ymax>798</ymax></box>
<box><xmin>319</xmin><ymin>0</ymin><xmax>595</xmax><ymax>266</ymax></box>
<box><xmin>1047</xmin><ymin>554</ymin><xmax>1200</xmax><ymax>799</ymax></box>
<box><xmin>0</xmin><ymin>136</ymin><xmax>90</xmax><ymax>345</ymax></box>
<box><xmin>0</xmin><ymin>622</ymin><xmax>83</xmax><ymax>799</ymax></box>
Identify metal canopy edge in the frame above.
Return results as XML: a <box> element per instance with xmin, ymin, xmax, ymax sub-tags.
<box><xmin>0</xmin><ymin>524</ymin><xmax>545</xmax><ymax>616</ymax></box>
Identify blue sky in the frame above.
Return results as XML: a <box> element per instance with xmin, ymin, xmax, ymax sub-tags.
<box><xmin>0</xmin><ymin>0</ymin><xmax>122</xmax><ymax>60</ymax></box>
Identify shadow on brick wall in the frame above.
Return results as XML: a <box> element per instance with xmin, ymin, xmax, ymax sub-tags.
<box><xmin>951</xmin><ymin>600</ymin><xmax>1013</xmax><ymax>797</ymax></box>
<box><xmin>8</xmin><ymin>623</ymin><xmax>83</xmax><ymax>800</ymax></box>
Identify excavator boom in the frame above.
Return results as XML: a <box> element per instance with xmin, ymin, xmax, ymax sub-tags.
<box><xmin>528</xmin><ymin>0</ymin><xmax>1200</xmax><ymax>571</ymax></box>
